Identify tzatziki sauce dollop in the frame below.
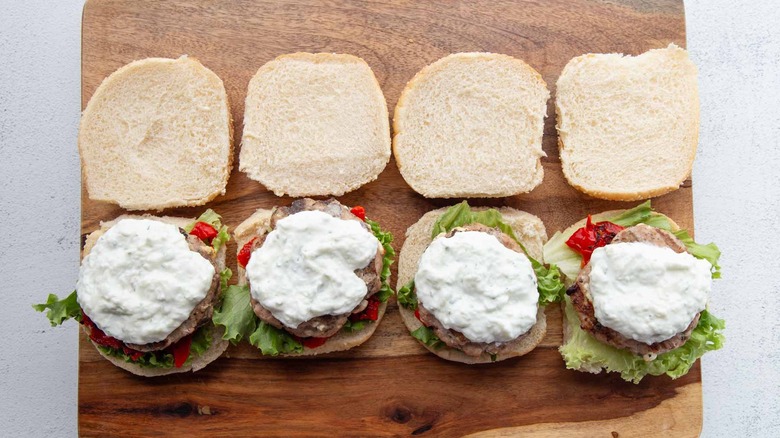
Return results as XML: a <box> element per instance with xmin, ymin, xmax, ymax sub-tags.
<box><xmin>246</xmin><ymin>210</ymin><xmax>379</xmax><ymax>329</ymax></box>
<box><xmin>77</xmin><ymin>219</ymin><xmax>216</xmax><ymax>344</ymax></box>
<box><xmin>588</xmin><ymin>241</ymin><xmax>712</xmax><ymax>344</ymax></box>
<box><xmin>414</xmin><ymin>231</ymin><xmax>539</xmax><ymax>344</ymax></box>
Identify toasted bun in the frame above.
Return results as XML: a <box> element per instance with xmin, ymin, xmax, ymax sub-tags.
<box><xmin>82</xmin><ymin>214</ymin><xmax>229</xmax><ymax>376</ymax></box>
<box><xmin>234</xmin><ymin>207</ymin><xmax>387</xmax><ymax>356</ymax></box>
<box><xmin>393</xmin><ymin>53</ymin><xmax>549</xmax><ymax>198</ymax></box>
<box><xmin>240</xmin><ymin>53</ymin><xmax>391</xmax><ymax>197</ymax></box>
<box><xmin>556</xmin><ymin>44</ymin><xmax>699</xmax><ymax>201</ymax></box>
<box><xmin>396</xmin><ymin>207</ymin><xmax>548</xmax><ymax>364</ymax></box>
<box><xmin>79</xmin><ymin>56</ymin><xmax>233</xmax><ymax>211</ymax></box>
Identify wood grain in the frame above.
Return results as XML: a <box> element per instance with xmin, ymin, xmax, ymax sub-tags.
<box><xmin>80</xmin><ymin>0</ymin><xmax>697</xmax><ymax>436</ymax></box>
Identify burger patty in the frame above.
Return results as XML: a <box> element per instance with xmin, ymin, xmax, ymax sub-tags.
<box><xmin>248</xmin><ymin>198</ymin><xmax>384</xmax><ymax>338</ymax></box>
<box><xmin>124</xmin><ymin>231</ymin><xmax>222</xmax><ymax>352</ymax></box>
<box><xmin>567</xmin><ymin>223</ymin><xmax>701</xmax><ymax>358</ymax></box>
<box><xmin>416</xmin><ymin>224</ymin><xmax>535</xmax><ymax>357</ymax></box>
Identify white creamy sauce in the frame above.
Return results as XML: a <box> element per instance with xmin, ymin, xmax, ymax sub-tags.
<box><xmin>77</xmin><ymin>219</ymin><xmax>215</xmax><ymax>344</ymax></box>
<box><xmin>588</xmin><ymin>242</ymin><xmax>712</xmax><ymax>344</ymax></box>
<box><xmin>415</xmin><ymin>231</ymin><xmax>539</xmax><ymax>343</ymax></box>
<box><xmin>246</xmin><ymin>210</ymin><xmax>379</xmax><ymax>329</ymax></box>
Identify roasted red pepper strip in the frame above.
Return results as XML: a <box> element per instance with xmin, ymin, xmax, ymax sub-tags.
<box><xmin>122</xmin><ymin>347</ymin><xmax>144</xmax><ymax>361</ymax></box>
<box><xmin>189</xmin><ymin>221</ymin><xmax>218</xmax><ymax>243</ymax></box>
<box><xmin>350</xmin><ymin>206</ymin><xmax>366</xmax><ymax>221</ymax></box>
<box><xmin>414</xmin><ymin>308</ymin><xmax>423</xmax><ymax>323</ymax></box>
<box><xmin>81</xmin><ymin>314</ymin><xmax>122</xmax><ymax>350</ymax></box>
<box><xmin>291</xmin><ymin>334</ymin><xmax>329</xmax><ymax>349</ymax></box>
<box><xmin>300</xmin><ymin>336</ymin><xmax>329</xmax><ymax>349</ymax></box>
<box><xmin>82</xmin><ymin>314</ymin><xmax>145</xmax><ymax>360</ymax></box>
<box><xmin>171</xmin><ymin>334</ymin><xmax>193</xmax><ymax>368</ymax></box>
<box><xmin>237</xmin><ymin>237</ymin><xmax>257</xmax><ymax>268</ymax></box>
<box><xmin>565</xmin><ymin>216</ymin><xmax>625</xmax><ymax>266</ymax></box>
<box><xmin>350</xmin><ymin>297</ymin><xmax>380</xmax><ymax>321</ymax></box>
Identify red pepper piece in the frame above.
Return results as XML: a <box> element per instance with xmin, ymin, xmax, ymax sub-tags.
<box><xmin>565</xmin><ymin>216</ymin><xmax>624</xmax><ymax>266</ymax></box>
<box><xmin>81</xmin><ymin>314</ymin><xmax>123</xmax><ymax>350</ymax></box>
<box><xmin>189</xmin><ymin>221</ymin><xmax>218</xmax><ymax>243</ymax></box>
<box><xmin>350</xmin><ymin>206</ymin><xmax>366</xmax><ymax>221</ymax></box>
<box><xmin>171</xmin><ymin>334</ymin><xmax>193</xmax><ymax>368</ymax></box>
<box><xmin>414</xmin><ymin>308</ymin><xmax>422</xmax><ymax>323</ymax></box>
<box><xmin>350</xmin><ymin>297</ymin><xmax>380</xmax><ymax>321</ymax></box>
<box><xmin>594</xmin><ymin>221</ymin><xmax>624</xmax><ymax>245</ymax></box>
<box><xmin>566</xmin><ymin>216</ymin><xmax>596</xmax><ymax>262</ymax></box>
<box><xmin>122</xmin><ymin>346</ymin><xmax>144</xmax><ymax>361</ymax></box>
<box><xmin>292</xmin><ymin>334</ymin><xmax>329</xmax><ymax>349</ymax></box>
<box><xmin>299</xmin><ymin>336</ymin><xmax>328</xmax><ymax>349</ymax></box>
<box><xmin>83</xmin><ymin>314</ymin><xmax>145</xmax><ymax>360</ymax></box>
<box><xmin>237</xmin><ymin>237</ymin><xmax>256</xmax><ymax>268</ymax></box>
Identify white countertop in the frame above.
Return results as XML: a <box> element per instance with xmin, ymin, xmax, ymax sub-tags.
<box><xmin>1</xmin><ymin>0</ymin><xmax>778</xmax><ymax>436</ymax></box>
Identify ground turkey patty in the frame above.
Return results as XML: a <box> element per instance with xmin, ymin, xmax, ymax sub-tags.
<box><xmin>247</xmin><ymin>198</ymin><xmax>384</xmax><ymax>338</ymax></box>
<box><xmin>92</xmin><ymin>230</ymin><xmax>222</xmax><ymax>353</ymax></box>
<box><xmin>567</xmin><ymin>223</ymin><xmax>700</xmax><ymax>358</ymax></box>
<box><xmin>416</xmin><ymin>224</ymin><xmax>536</xmax><ymax>357</ymax></box>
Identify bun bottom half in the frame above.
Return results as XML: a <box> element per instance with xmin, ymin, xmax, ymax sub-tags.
<box><xmin>396</xmin><ymin>207</ymin><xmax>549</xmax><ymax>364</ymax></box>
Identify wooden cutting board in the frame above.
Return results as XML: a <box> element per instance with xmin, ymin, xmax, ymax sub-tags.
<box><xmin>79</xmin><ymin>0</ymin><xmax>699</xmax><ymax>436</ymax></box>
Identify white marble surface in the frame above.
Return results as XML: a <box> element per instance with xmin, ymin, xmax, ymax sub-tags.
<box><xmin>1</xmin><ymin>0</ymin><xmax>778</xmax><ymax>436</ymax></box>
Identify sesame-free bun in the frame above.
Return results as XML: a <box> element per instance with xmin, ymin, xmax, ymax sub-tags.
<box><xmin>79</xmin><ymin>56</ymin><xmax>233</xmax><ymax>211</ymax></box>
<box><xmin>554</xmin><ymin>208</ymin><xmax>681</xmax><ymax>376</ymax></box>
<box><xmin>393</xmin><ymin>53</ymin><xmax>550</xmax><ymax>198</ymax></box>
<box><xmin>82</xmin><ymin>214</ymin><xmax>229</xmax><ymax>376</ymax></box>
<box><xmin>396</xmin><ymin>207</ymin><xmax>548</xmax><ymax>364</ymax></box>
<box><xmin>233</xmin><ymin>207</ymin><xmax>387</xmax><ymax>356</ymax></box>
<box><xmin>556</xmin><ymin>44</ymin><xmax>699</xmax><ymax>200</ymax></box>
<box><xmin>239</xmin><ymin>53</ymin><xmax>391</xmax><ymax>197</ymax></box>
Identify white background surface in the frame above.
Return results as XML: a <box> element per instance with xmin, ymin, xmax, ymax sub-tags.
<box><xmin>1</xmin><ymin>0</ymin><xmax>778</xmax><ymax>436</ymax></box>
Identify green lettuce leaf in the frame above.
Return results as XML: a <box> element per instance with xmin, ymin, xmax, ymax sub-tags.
<box><xmin>470</xmin><ymin>209</ymin><xmax>523</xmax><ymax>244</ymax></box>
<box><xmin>559</xmin><ymin>296</ymin><xmax>725</xmax><ymax>383</ymax></box>
<box><xmin>95</xmin><ymin>345</ymin><xmax>172</xmax><ymax>368</ymax></box>
<box><xmin>672</xmin><ymin>230</ymin><xmax>722</xmax><ymax>279</ymax></box>
<box><xmin>213</xmin><ymin>224</ymin><xmax>230</xmax><ymax>253</ymax></box>
<box><xmin>33</xmin><ymin>290</ymin><xmax>82</xmax><ymax>326</ymax></box>
<box><xmin>430</xmin><ymin>201</ymin><xmax>566</xmax><ymax>304</ymax></box>
<box><xmin>185</xmin><ymin>209</ymin><xmax>230</xmax><ymax>252</ymax></box>
<box><xmin>410</xmin><ymin>326</ymin><xmax>444</xmax><ymax>349</ymax></box>
<box><xmin>342</xmin><ymin>319</ymin><xmax>370</xmax><ymax>333</ymax></box>
<box><xmin>366</xmin><ymin>218</ymin><xmax>395</xmax><ymax>303</ymax></box>
<box><xmin>608</xmin><ymin>200</ymin><xmax>653</xmax><ymax>226</ymax></box>
<box><xmin>400</xmin><ymin>283</ymin><xmax>443</xmax><ymax>350</ymax></box>
<box><xmin>535</xmin><ymin>263</ymin><xmax>565</xmax><ymax>305</ymax></box>
<box><xmin>398</xmin><ymin>282</ymin><xmax>447</xmax><ymax>350</ymax></box>
<box><xmin>212</xmin><ymin>285</ymin><xmax>257</xmax><ymax>344</ymax></box>
<box><xmin>189</xmin><ymin>325</ymin><xmax>212</xmax><ymax>358</ymax></box>
<box><xmin>249</xmin><ymin>321</ymin><xmax>303</xmax><ymax>356</ymax></box>
<box><xmin>608</xmin><ymin>201</ymin><xmax>676</xmax><ymax>232</ymax></box>
<box><xmin>397</xmin><ymin>280</ymin><xmax>417</xmax><ymax>310</ymax></box>
<box><xmin>641</xmin><ymin>213</ymin><xmax>676</xmax><ymax>231</ymax></box>
<box><xmin>144</xmin><ymin>352</ymin><xmax>176</xmax><ymax>368</ymax></box>
<box><xmin>542</xmin><ymin>231</ymin><xmax>582</xmax><ymax>285</ymax></box>
<box><xmin>430</xmin><ymin>201</ymin><xmax>473</xmax><ymax>238</ymax></box>
<box><xmin>219</xmin><ymin>268</ymin><xmax>232</xmax><ymax>290</ymax></box>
